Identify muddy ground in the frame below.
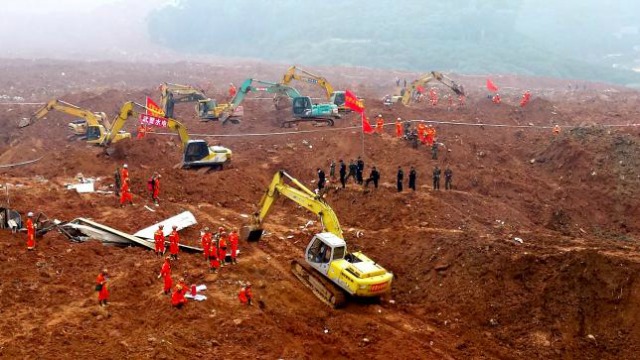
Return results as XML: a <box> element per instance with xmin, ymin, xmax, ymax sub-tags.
<box><xmin>1</xmin><ymin>59</ymin><xmax>640</xmax><ymax>359</ymax></box>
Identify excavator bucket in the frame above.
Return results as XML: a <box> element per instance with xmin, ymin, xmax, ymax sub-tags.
<box><xmin>240</xmin><ymin>225</ymin><xmax>263</xmax><ymax>242</ymax></box>
<box><xmin>18</xmin><ymin>117</ymin><xmax>32</xmax><ymax>128</ymax></box>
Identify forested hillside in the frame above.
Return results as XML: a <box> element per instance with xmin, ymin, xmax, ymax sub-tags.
<box><xmin>148</xmin><ymin>0</ymin><xmax>640</xmax><ymax>85</ymax></box>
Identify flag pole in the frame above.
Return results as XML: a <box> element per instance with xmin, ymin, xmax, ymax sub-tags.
<box><xmin>360</xmin><ymin>113</ymin><xmax>365</xmax><ymax>157</ymax></box>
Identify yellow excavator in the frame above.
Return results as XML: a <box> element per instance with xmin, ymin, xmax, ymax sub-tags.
<box><xmin>19</xmin><ymin>99</ymin><xmax>131</xmax><ymax>144</ymax></box>
<box><xmin>102</xmin><ymin>102</ymin><xmax>232</xmax><ymax>169</ymax></box>
<box><xmin>159</xmin><ymin>83</ymin><xmax>241</xmax><ymax>124</ymax></box>
<box><xmin>281</xmin><ymin>65</ymin><xmax>357</xmax><ymax>113</ymax></box>
<box><xmin>241</xmin><ymin>170</ymin><xmax>393</xmax><ymax>308</ymax></box>
<box><xmin>401</xmin><ymin>71</ymin><xmax>465</xmax><ymax>105</ymax></box>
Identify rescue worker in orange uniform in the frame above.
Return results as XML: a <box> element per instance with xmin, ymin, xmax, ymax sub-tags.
<box><xmin>553</xmin><ymin>125</ymin><xmax>561</xmax><ymax>135</ymax></box>
<box><xmin>136</xmin><ymin>124</ymin><xmax>147</xmax><ymax>139</ymax></box>
<box><xmin>96</xmin><ymin>269</ymin><xmax>109</xmax><ymax>306</ymax></box>
<box><xmin>149</xmin><ymin>173</ymin><xmax>161</xmax><ymax>206</ymax></box>
<box><xmin>228</xmin><ymin>83</ymin><xmax>237</xmax><ymax>99</ymax></box>
<box><xmin>169</xmin><ymin>225</ymin><xmax>179</xmax><ymax>260</ymax></box>
<box><xmin>171</xmin><ymin>284</ymin><xmax>187</xmax><ymax>309</ymax></box>
<box><xmin>208</xmin><ymin>240</ymin><xmax>220</xmax><ymax>273</ymax></box>
<box><xmin>218</xmin><ymin>231</ymin><xmax>228</xmax><ymax>267</ymax></box>
<box><xmin>229</xmin><ymin>228</ymin><xmax>239</xmax><ymax>264</ymax></box>
<box><xmin>25</xmin><ymin>212</ymin><xmax>36</xmax><ymax>250</ymax></box>
<box><xmin>119</xmin><ymin>178</ymin><xmax>133</xmax><ymax>207</ymax></box>
<box><xmin>238</xmin><ymin>282</ymin><xmax>253</xmax><ymax>305</ymax></box>
<box><xmin>417</xmin><ymin>123</ymin><xmax>427</xmax><ymax>144</ymax></box>
<box><xmin>429</xmin><ymin>88</ymin><xmax>438</xmax><ymax>106</ymax></box>
<box><xmin>158</xmin><ymin>256</ymin><xmax>172</xmax><ymax>295</ymax></box>
<box><xmin>520</xmin><ymin>90</ymin><xmax>531</xmax><ymax>108</ymax></box>
<box><xmin>395</xmin><ymin>118</ymin><xmax>403</xmax><ymax>138</ymax></box>
<box><xmin>426</xmin><ymin>126</ymin><xmax>435</xmax><ymax>146</ymax></box>
<box><xmin>458</xmin><ymin>95</ymin><xmax>466</xmax><ymax>107</ymax></box>
<box><xmin>492</xmin><ymin>93</ymin><xmax>501</xmax><ymax>104</ymax></box>
<box><xmin>375</xmin><ymin>114</ymin><xmax>384</xmax><ymax>135</ymax></box>
<box><xmin>121</xmin><ymin>164</ymin><xmax>129</xmax><ymax>184</ymax></box>
<box><xmin>154</xmin><ymin>224</ymin><xmax>165</xmax><ymax>256</ymax></box>
<box><xmin>201</xmin><ymin>227</ymin><xmax>212</xmax><ymax>260</ymax></box>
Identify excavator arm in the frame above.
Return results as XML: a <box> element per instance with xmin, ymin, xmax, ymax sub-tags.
<box><xmin>245</xmin><ymin>170</ymin><xmax>343</xmax><ymax>241</ymax></box>
<box><xmin>401</xmin><ymin>71</ymin><xmax>465</xmax><ymax>105</ymax></box>
<box><xmin>100</xmin><ymin>101</ymin><xmax>138</xmax><ymax>146</ymax></box>
<box><xmin>282</xmin><ymin>66</ymin><xmax>335</xmax><ymax>100</ymax></box>
<box><xmin>165</xmin><ymin>117</ymin><xmax>191</xmax><ymax>149</ymax></box>
<box><xmin>221</xmin><ymin>79</ymin><xmax>303</xmax><ymax>121</ymax></box>
<box><xmin>20</xmin><ymin>99</ymin><xmax>108</xmax><ymax>129</ymax></box>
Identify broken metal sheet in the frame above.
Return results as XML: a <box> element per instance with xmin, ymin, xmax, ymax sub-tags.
<box><xmin>133</xmin><ymin>211</ymin><xmax>197</xmax><ymax>239</ymax></box>
<box><xmin>66</xmin><ymin>182</ymin><xmax>95</xmax><ymax>193</ymax></box>
<box><xmin>60</xmin><ymin>218</ymin><xmax>154</xmax><ymax>250</ymax></box>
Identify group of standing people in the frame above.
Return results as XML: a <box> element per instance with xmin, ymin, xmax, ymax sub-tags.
<box><xmin>114</xmin><ymin>164</ymin><xmax>161</xmax><ymax>207</ymax></box>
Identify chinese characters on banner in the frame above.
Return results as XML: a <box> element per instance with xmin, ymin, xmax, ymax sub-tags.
<box><xmin>139</xmin><ymin>113</ymin><xmax>169</xmax><ymax>128</ymax></box>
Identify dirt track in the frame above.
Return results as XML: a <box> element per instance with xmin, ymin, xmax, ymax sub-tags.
<box><xmin>1</xmin><ymin>59</ymin><xmax>640</xmax><ymax>359</ymax></box>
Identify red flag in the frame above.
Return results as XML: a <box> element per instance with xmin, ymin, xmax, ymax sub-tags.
<box><xmin>146</xmin><ymin>96</ymin><xmax>165</xmax><ymax>117</ymax></box>
<box><xmin>486</xmin><ymin>79</ymin><xmax>499</xmax><ymax>93</ymax></box>
<box><xmin>345</xmin><ymin>89</ymin><xmax>364</xmax><ymax>114</ymax></box>
<box><xmin>361</xmin><ymin>113</ymin><xmax>374</xmax><ymax>134</ymax></box>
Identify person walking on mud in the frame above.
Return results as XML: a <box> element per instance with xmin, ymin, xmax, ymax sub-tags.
<box><xmin>444</xmin><ymin>167</ymin><xmax>453</xmax><ymax>190</ymax></box>
<box><xmin>432</xmin><ymin>166</ymin><xmax>441</xmax><ymax>190</ymax></box>
<box><xmin>346</xmin><ymin>159</ymin><xmax>358</xmax><ymax>184</ymax></box>
<box><xmin>329</xmin><ymin>160</ymin><xmax>336</xmax><ymax>181</ymax></box>
<box><xmin>431</xmin><ymin>142</ymin><xmax>438</xmax><ymax>160</ymax></box>
<box><xmin>317</xmin><ymin>168</ymin><xmax>326</xmax><ymax>193</ymax></box>
<box><xmin>96</xmin><ymin>269</ymin><xmax>109</xmax><ymax>307</ymax></box>
<box><xmin>365</xmin><ymin>166</ymin><xmax>380</xmax><ymax>189</ymax></box>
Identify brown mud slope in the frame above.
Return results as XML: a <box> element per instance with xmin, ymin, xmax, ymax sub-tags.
<box><xmin>1</xmin><ymin>59</ymin><xmax>640</xmax><ymax>359</ymax></box>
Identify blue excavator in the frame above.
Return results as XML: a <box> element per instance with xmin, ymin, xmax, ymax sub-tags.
<box><xmin>220</xmin><ymin>79</ymin><xmax>340</xmax><ymax>127</ymax></box>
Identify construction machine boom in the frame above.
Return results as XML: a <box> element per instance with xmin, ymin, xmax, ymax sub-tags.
<box><xmin>242</xmin><ymin>170</ymin><xmax>393</xmax><ymax>308</ymax></box>
<box><xmin>159</xmin><ymin>83</ymin><xmax>241</xmax><ymax>124</ymax></box>
<box><xmin>281</xmin><ymin>65</ymin><xmax>356</xmax><ymax>112</ymax></box>
<box><xmin>162</xmin><ymin>116</ymin><xmax>232</xmax><ymax>169</ymax></box>
<box><xmin>401</xmin><ymin>71</ymin><xmax>465</xmax><ymax>105</ymax></box>
<box><xmin>20</xmin><ymin>99</ymin><xmax>131</xmax><ymax>144</ymax></box>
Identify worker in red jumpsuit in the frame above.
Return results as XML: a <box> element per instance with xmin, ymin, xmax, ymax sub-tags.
<box><xmin>148</xmin><ymin>173</ymin><xmax>161</xmax><ymax>206</ymax></box>
<box><xmin>201</xmin><ymin>227</ymin><xmax>212</xmax><ymax>260</ymax></box>
<box><xmin>154</xmin><ymin>224</ymin><xmax>165</xmax><ymax>256</ymax></box>
<box><xmin>458</xmin><ymin>95</ymin><xmax>466</xmax><ymax>107</ymax></box>
<box><xmin>395</xmin><ymin>118</ymin><xmax>403</xmax><ymax>138</ymax></box>
<box><xmin>553</xmin><ymin>125</ymin><xmax>561</xmax><ymax>135</ymax></box>
<box><xmin>520</xmin><ymin>90</ymin><xmax>531</xmax><ymax>107</ymax></box>
<box><xmin>208</xmin><ymin>240</ymin><xmax>220</xmax><ymax>273</ymax></box>
<box><xmin>492</xmin><ymin>93</ymin><xmax>501</xmax><ymax>104</ymax></box>
<box><xmin>96</xmin><ymin>269</ymin><xmax>109</xmax><ymax>306</ymax></box>
<box><xmin>158</xmin><ymin>256</ymin><xmax>172</xmax><ymax>295</ymax></box>
<box><xmin>136</xmin><ymin>124</ymin><xmax>147</xmax><ymax>139</ymax></box>
<box><xmin>229</xmin><ymin>228</ymin><xmax>239</xmax><ymax>264</ymax></box>
<box><xmin>238</xmin><ymin>282</ymin><xmax>253</xmax><ymax>305</ymax></box>
<box><xmin>219</xmin><ymin>232</ymin><xmax>228</xmax><ymax>267</ymax></box>
<box><xmin>375</xmin><ymin>114</ymin><xmax>384</xmax><ymax>135</ymax></box>
<box><xmin>25</xmin><ymin>212</ymin><xmax>36</xmax><ymax>250</ymax></box>
<box><xmin>417</xmin><ymin>123</ymin><xmax>427</xmax><ymax>144</ymax></box>
<box><xmin>171</xmin><ymin>284</ymin><xmax>187</xmax><ymax>309</ymax></box>
<box><xmin>425</xmin><ymin>126</ymin><xmax>435</xmax><ymax>146</ymax></box>
<box><xmin>228</xmin><ymin>83</ymin><xmax>237</xmax><ymax>99</ymax></box>
<box><xmin>119</xmin><ymin>178</ymin><xmax>133</xmax><ymax>207</ymax></box>
<box><xmin>121</xmin><ymin>164</ymin><xmax>129</xmax><ymax>184</ymax></box>
<box><xmin>429</xmin><ymin>88</ymin><xmax>438</xmax><ymax>106</ymax></box>
<box><xmin>169</xmin><ymin>225</ymin><xmax>179</xmax><ymax>260</ymax></box>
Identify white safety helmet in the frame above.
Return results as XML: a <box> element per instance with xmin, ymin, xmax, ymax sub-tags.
<box><xmin>397</xmin><ymin>117</ymin><xmax>402</xmax><ymax>121</ymax></box>
<box><xmin>123</xmin><ymin>164</ymin><xmax>128</xmax><ymax>168</ymax></box>
<box><xmin>27</xmin><ymin>212</ymin><xmax>34</xmax><ymax>217</ymax></box>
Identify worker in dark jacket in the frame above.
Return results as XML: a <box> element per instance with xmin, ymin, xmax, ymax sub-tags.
<box><xmin>444</xmin><ymin>167</ymin><xmax>453</xmax><ymax>190</ymax></box>
<box><xmin>356</xmin><ymin>156</ymin><xmax>365</xmax><ymax>185</ymax></box>
<box><xmin>396</xmin><ymin>166</ymin><xmax>404</xmax><ymax>192</ymax></box>
<box><xmin>339</xmin><ymin>160</ymin><xmax>347</xmax><ymax>188</ymax></box>
<box><xmin>346</xmin><ymin>160</ymin><xmax>358</xmax><ymax>183</ymax></box>
<box><xmin>409</xmin><ymin>166</ymin><xmax>417</xmax><ymax>191</ymax></box>
<box><xmin>317</xmin><ymin>168</ymin><xmax>326</xmax><ymax>191</ymax></box>
<box><xmin>433</xmin><ymin>166</ymin><xmax>441</xmax><ymax>190</ymax></box>
<box><xmin>365</xmin><ymin>167</ymin><xmax>380</xmax><ymax>189</ymax></box>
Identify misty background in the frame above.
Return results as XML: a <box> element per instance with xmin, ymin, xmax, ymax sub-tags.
<box><xmin>2</xmin><ymin>0</ymin><xmax>639</xmax><ymax>86</ymax></box>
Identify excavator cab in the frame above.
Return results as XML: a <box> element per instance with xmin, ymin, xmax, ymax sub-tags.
<box><xmin>330</xmin><ymin>91</ymin><xmax>346</xmax><ymax>107</ymax></box>
<box><xmin>85</xmin><ymin>125</ymin><xmax>105</xmax><ymax>142</ymax></box>
<box><xmin>292</xmin><ymin>96</ymin><xmax>313</xmax><ymax>117</ymax></box>
<box><xmin>197</xmin><ymin>99</ymin><xmax>217</xmax><ymax>119</ymax></box>
<box><xmin>183</xmin><ymin>140</ymin><xmax>209</xmax><ymax>164</ymax></box>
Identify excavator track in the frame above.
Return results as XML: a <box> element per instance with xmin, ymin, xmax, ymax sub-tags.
<box><xmin>290</xmin><ymin>260</ymin><xmax>346</xmax><ymax>308</ymax></box>
<box><xmin>281</xmin><ymin>118</ymin><xmax>334</xmax><ymax>128</ymax></box>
